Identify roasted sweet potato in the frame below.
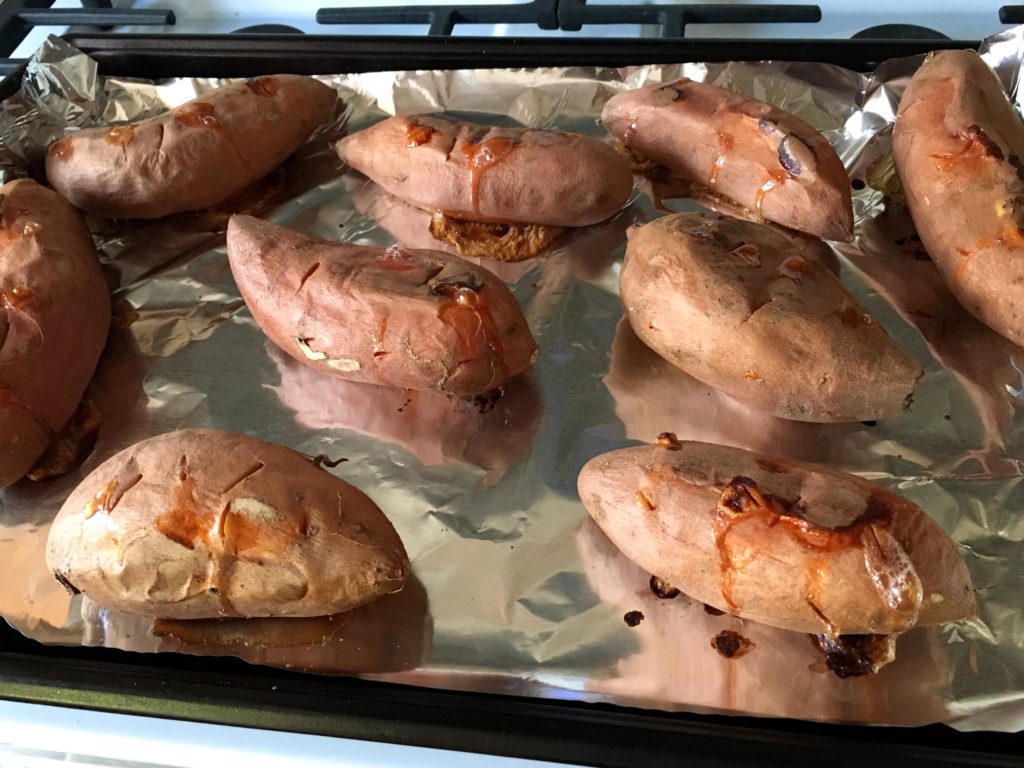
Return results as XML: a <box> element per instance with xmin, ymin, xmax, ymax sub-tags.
<box><xmin>620</xmin><ymin>213</ymin><xmax>922</xmax><ymax>422</ymax></box>
<box><xmin>892</xmin><ymin>49</ymin><xmax>1024</xmax><ymax>347</ymax></box>
<box><xmin>227</xmin><ymin>215</ymin><xmax>538</xmax><ymax>397</ymax></box>
<box><xmin>0</xmin><ymin>179</ymin><xmax>110</xmax><ymax>487</ymax></box>
<box><xmin>578</xmin><ymin>439</ymin><xmax>976</xmax><ymax>636</ymax></box>
<box><xmin>335</xmin><ymin>115</ymin><xmax>633</xmax><ymax>234</ymax></box>
<box><xmin>602</xmin><ymin>78</ymin><xmax>853</xmax><ymax>241</ymax></box>
<box><xmin>45</xmin><ymin>429</ymin><xmax>409</xmax><ymax>619</ymax></box>
<box><xmin>46</xmin><ymin>75</ymin><xmax>337</xmax><ymax>219</ymax></box>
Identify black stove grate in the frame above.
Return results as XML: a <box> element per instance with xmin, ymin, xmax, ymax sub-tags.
<box><xmin>316</xmin><ymin>1</ymin><xmax>822</xmax><ymax>37</ymax></box>
<box><xmin>556</xmin><ymin>1</ymin><xmax>820</xmax><ymax>36</ymax></box>
<box><xmin>0</xmin><ymin>0</ymin><xmax>174</xmax><ymax>75</ymax></box>
<box><xmin>316</xmin><ymin>0</ymin><xmax>559</xmax><ymax>36</ymax></box>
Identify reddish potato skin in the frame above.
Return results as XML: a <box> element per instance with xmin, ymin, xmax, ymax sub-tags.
<box><xmin>621</xmin><ymin>213</ymin><xmax>922</xmax><ymax>423</ymax></box>
<box><xmin>578</xmin><ymin>441</ymin><xmax>976</xmax><ymax>636</ymax></box>
<box><xmin>893</xmin><ymin>50</ymin><xmax>1024</xmax><ymax>347</ymax></box>
<box><xmin>335</xmin><ymin>115</ymin><xmax>633</xmax><ymax>227</ymax></box>
<box><xmin>602</xmin><ymin>78</ymin><xmax>853</xmax><ymax>241</ymax></box>
<box><xmin>46</xmin><ymin>75</ymin><xmax>337</xmax><ymax>219</ymax></box>
<box><xmin>0</xmin><ymin>180</ymin><xmax>110</xmax><ymax>487</ymax></box>
<box><xmin>46</xmin><ymin>429</ymin><xmax>409</xmax><ymax>619</ymax></box>
<box><xmin>227</xmin><ymin>215</ymin><xmax>538</xmax><ymax>397</ymax></box>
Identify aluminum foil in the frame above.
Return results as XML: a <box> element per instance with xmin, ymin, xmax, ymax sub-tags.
<box><xmin>2</xmin><ymin>32</ymin><xmax>1023</xmax><ymax>732</ymax></box>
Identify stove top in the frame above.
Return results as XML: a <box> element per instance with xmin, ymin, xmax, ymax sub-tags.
<box><xmin>2</xmin><ymin>0</ymin><xmax>1018</xmax><ymax>69</ymax></box>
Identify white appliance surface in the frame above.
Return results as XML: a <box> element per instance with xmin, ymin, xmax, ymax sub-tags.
<box><xmin>0</xmin><ymin>1</ymin><xmax>1010</xmax><ymax>765</ymax></box>
<box><xmin>0</xmin><ymin>700</ymin><xmax>561</xmax><ymax>767</ymax></box>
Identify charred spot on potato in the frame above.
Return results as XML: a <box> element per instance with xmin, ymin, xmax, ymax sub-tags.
<box><xmin>703</xmin><ymin>604</ymin><xmax>726</xmax><ymax>616</ymax></box>
<box><xmin>711</xmin><ymin>630</ymin><xmax>755</xmax><ymax>659</ymax></box>
<box><xmin>470</xmin><ymin>387</ymin><xmax>504</xmax><ymax>413</ymax></box>
<box><xmin>656</xmin><ymin>432</ymin><xmax>682</xmax><ymax>450</ymax></box>
<box><xmin>810</xmin><ymin>633</ymin><xmax>893</xmax><ymax>678</ymax></box>
<box><xmin>428</xmin><ymin>213</ymin><xmax>563</xmax><ymax>262</ymax></box>
<box><xmin>649</xmin><ymin>575</ymin><xmax>680</xmax><ymax>599</ymax></box>
<box><xmin>623</xmin><ymin>610</ymin><xmax>644</xmax><ymax>627</ymax></box>
<box><xmin>964</xmin><ymin>124</ymin><xmax>1004</xmax><ymax>161</ymax></box>
<box><xmin>53</xmin><ymin>571</ymin><xmax>80</xmax><ymax>596</ymax></box>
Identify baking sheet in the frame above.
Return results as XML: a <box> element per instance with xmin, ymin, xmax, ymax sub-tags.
<box><xmin>1</xmin><ymin>32</ymin><xmax>1023</xmax><ymax>731</ymax></box>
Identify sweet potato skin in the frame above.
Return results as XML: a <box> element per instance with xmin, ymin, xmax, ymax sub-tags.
<box><xmin>45</xmin><ymin>429</ymin><xmax>409</xmax><ymax>619</ymax></box>
<box><xmin>46</xmin><ymin>75</ymin><xmax>337</xmax><ymax>219</ymax></box>
<box><xmin>0</xmin><ymin>179</ymin><xmax>110</xmax><ymax>487</ymax></box>
<box><xmin>620</xmin><ymin>213</ymin><xmax>922</xmax><ymax>423</ymax></box>
<box><xmin>602</xmin><ymin>78</ymin><xmax>853</xmax><ymax>241</ymax></box>
<box><xmin>335</xmin><ymin>115</ymin><xmax>633</xmax><ymax>228</ymax></box>
<box><xmin>893</xmin><ymin>49</ymin><xmax>1024</xmax><ymax>347</ymax></box>
<box><xmin>577</xmin><ymin>440</ymin><xmax>976</xmax><ymax>635</ymax></box>
<box><xmin>226</xmin><ymin>215</ymin><xmax>538</xmax><ymax>397</ymax></box>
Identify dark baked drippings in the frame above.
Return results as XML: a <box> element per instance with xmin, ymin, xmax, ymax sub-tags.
<box><xmin>711</xmin><ymin>630</ymin><xmax>755</xmax><ymax>659</ymax></box>
<box><xmin>810</xmin><ymin>633</ymin><xmax>893</xmax><ymax>678</ymax></box>
<box><xmin>623</xmin><ymin>610</ymin><xmax>644</xmax><ymax>627</ymax></box>
<box><xmin>53</xmin><ymin>571</ymin><xmax>81</xmax><ymax>596</ymax></box>
<box><xmin>649</xmin><ymin>575</ymin><xmax>680</xmax><ymax>599</ymax></box>
<box><xmin>656</xmin><ymin>432</ymin><xmax>682</xmax><ymax>450</ymax></box>
<box><xmin>964</xmin><ymin>124</ymin><xmax>1004</xmax><ymax>161</ymax></box>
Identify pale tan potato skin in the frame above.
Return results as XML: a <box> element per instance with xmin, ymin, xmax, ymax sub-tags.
<box><xmin>602</xmin><ymin>78</ymin><xmax>853</xmax><ymax>241</ymax></box>
<box><xmin>335</xmin><ymin>115</ymin><xmax>634</xmax><ymax>228</ymax></box>
<box><xmin>893</xmin><ymin>50</ymin><xmax>1024</xmax><ymax>347</ymax></box>
<box><xmin>46</xmin><ymin>429</ymin><xmax>409</xmax><ymax>619</ymax></box>
<box><xmin>0</xmin><ymin>179</ymin><xmax>110</xmax><ymax>487</ymax></box>
<box><xmin>621</xmin><ymin>213</ymin><xmax>922</xmax><ymax>422</ymax></box>
<box><xmin>578</xmin><ymin>441</ymin><xmax>976</xmax><ymax>636</ymax></box>
<box><xmin>46</xmin><ymin>75</ymin><xmax>337</xmax><ymax>219</ymax></box>
<box><xmin>227</xmin><ymin>215</ymin><xmax>539</xmax><ymax>397</ymax></box>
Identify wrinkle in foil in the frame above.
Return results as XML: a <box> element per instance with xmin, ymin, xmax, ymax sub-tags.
<box><xmin>1</xmin><ymin>33</ymin><xmax>1023</xmax><ymax>732</ymax></box>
